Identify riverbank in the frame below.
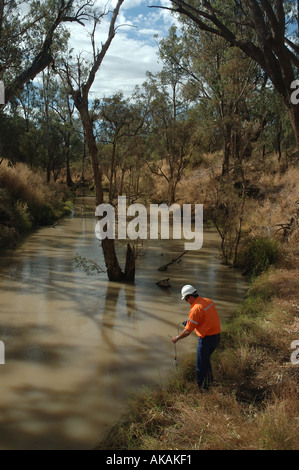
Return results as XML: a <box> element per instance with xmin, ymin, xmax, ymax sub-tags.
<box><xmin>0</xmin><ymin>160</ymin><xmax>73</xmax><ymax>250</ymax></box>
<box><xmin>1</xmin><ymin>157</ymin><xmax>298</xmax><ymax>449</ymax></box>
<box><xmin>94</xmin><ymin>156</ymin><xmax>299</xmax><ymax>450</ymax></box>
<box><xmin>96</xmin><ymin>263</ymin><xmax>299</xmax><ymax>450</ymax></box>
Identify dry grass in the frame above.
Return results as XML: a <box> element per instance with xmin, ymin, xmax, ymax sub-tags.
<box><xmin>97</xmin><ymin>264</ymin><xmax>299</xmax><ymax>451</ymax></box>
<box><xmin>0</xmin><ymin>160</ymin><xmax>72</xmax><ymax>247</ymax></box>
<box><xmin>0</xmin><ymin>160</ymin><xmax>45</xmax><ymax>206</ymax></box>
<box><xmin>95</xmin><ymin>155</ymin><xmax>299</xmax><ymax>451</ymax></box>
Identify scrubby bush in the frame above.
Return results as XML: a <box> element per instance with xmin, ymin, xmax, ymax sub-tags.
<box><xmin>14</xmin><ymin>201</ymin><xmax>33</xmax><ymax>232</ymax></box>
<box><xmin>240</xmin><ymin>237</ymin><xmax>281</xmax><ymax>278</ymax></box>
<box><xmin>0</xmin><ymin>160</ymin><xmax>72</xmax><ymax>248</ymax></box>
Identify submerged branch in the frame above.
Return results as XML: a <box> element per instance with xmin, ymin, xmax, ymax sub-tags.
<box><xmin>158</xmin><ymin>250</ymin><xmax>188</xmax><ymax>271</ymax></box>
<box><xmin>73</xmin><ymin>253</ymin><xmax>106</xmax><ymax>276</ymax></box>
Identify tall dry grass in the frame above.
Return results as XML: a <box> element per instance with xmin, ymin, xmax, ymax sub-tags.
<box><xmin>0</xmin><ymin>160</ymin><xmax>72</xmax><ymax>248</ymax></box>
<box><xmin>0</xmin><ymin>161</ymin><xmax>46</xmax><ymax>206</ymax></box>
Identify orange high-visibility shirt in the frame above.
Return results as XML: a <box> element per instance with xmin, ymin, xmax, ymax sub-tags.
<box><xmin>185</xmin><ymin>296</ymin><xmax>221</xmax><ymax>338</ymax></box>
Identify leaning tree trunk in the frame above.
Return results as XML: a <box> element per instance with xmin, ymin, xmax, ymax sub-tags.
<box><xmin>62</xmin><ymin>0</ymin><xmax>131</xmax><ymax>282</ymax></box>
<box><xmin>77</xmin><ymin>103</ymin><xmax>124</xmax><ymax>281</ymax></box>
<box><xmin>77</xmin><ymin>101</ymin><xmax>135</xmax><ymax>282</ymax></box>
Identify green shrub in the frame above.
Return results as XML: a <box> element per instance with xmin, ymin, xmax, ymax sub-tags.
<box><xmin>29</xmin><ymin>202</ymin><xmax>57</xmax><ymax>226</ymax></box>
<box><xmin>62</xmin><ymin>200</ymin><xmax>74</xmax><ymax>216</ymax></box>
<box><xmin>240</xmin><ymin>237</ymin><xmax>281</xmax><ymax>278</ymax></box>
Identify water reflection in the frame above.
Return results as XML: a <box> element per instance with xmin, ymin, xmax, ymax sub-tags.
<box><xmin>0</xmin><ymin>197</ymin><xmax>248</xmax><ymax>449</ymax></box>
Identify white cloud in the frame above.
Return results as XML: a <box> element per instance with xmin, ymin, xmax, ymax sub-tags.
<box><xmin>91</xmin><ymin>35</ymin><xmax>162</xmax><ymax>97</ymax></box>
<box><xmin>121</xmin><ymin>0</ymin><xmax>146</xmax><ymax>9</ymax></box>
<box><xmin>137</xmin><ymin>28</ymin><xmax>160</xmax><ymax>35</ymax></box>
<box><xmin>66</xmin><ymin>0</ymin><xmax>178</xmax><ymax>98</ymax></box>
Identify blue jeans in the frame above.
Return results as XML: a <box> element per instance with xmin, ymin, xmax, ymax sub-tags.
<box><xmin>196</xmin><ymin>334</ymin><xmax>220</xmax><ymax>390</ymax></box>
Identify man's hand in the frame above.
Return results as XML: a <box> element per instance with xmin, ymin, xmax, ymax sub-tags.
<box><xmin>170</xmin><ymin>329</ymin><xmax>191</xmax><ymax>344</ymax></box>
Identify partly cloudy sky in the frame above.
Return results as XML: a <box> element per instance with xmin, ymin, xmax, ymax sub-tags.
<box><xmin>67</xmin><ymin>0</ymin><xmax>179</xmax><ymax>98</ymax></box>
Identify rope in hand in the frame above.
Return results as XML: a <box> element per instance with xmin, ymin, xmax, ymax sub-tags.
<box><xmin>173</xmin><ymin>341</ymin><xmax>178</xmax><ymax>368</ymax></box>
<box><xmin>169</xmin><ymin>322</ymin><xmax>186</xmax><ymax>369</ymax></box>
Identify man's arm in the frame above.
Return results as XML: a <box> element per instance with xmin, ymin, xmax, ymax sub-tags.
<box><xmin>171</xmin><ymin>328</ymin><xmax>191</xmax><ymax>344</ymax></box>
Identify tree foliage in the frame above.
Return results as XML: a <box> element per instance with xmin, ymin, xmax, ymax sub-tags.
<box><xmin>0</xmin><ymin>0</ymin><xmax>96</xmax><ymax>106</ymax></box>
<box><xmin>156</xmin><ymin>0</ymin><xmax>299</xmax><ymax>148</ymax></box>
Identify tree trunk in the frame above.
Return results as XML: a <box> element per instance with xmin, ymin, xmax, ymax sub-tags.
<box><xmin>65</xmin><ymin>133</ymin><xmax>74</xmax><ymax>187</ymax></box>
<box><xmin>277</xmin><ymin>124</ymin><xmax>282</xmax><ymax>162</ymax></box>
<box><xmin>101</xmin><ymin>238</ymin><xmax>124</xmax><ymax>282</ymax></box>
<box><xmin>119</xmin><ymin>168</ymin><xmax>125</xmax><ymax>195</ymax></box>
<box><xmin>76</xmin><ymin>101</ymin><xmax>133</xmax><ymax>282</ymax></box>
<box><xmin>62</xmin><ymin>0</ymin><xmax>128</xmax><ymax>281</ymax></box>
<box><xmin>287</xmin><ymin>103</ymin><xmax>299</xmax><ymax>151</ymax></box>
<box><xmin>222</xmin><ymin>125</ymin><xmax>232</xmax><ymax>175</ymax></box>
<box><xmin>233</xmin><ymin>178</ymin><xmax>246</xmax><ymax>268</ymax></box>
<box><xmin>78</xmin><ymin>103</ymin><xmax>103</xmax><ymax>205</ymax></box>
<box><xmin>124</xmin><ymin>243</ymin><xmax>136</xmax><ymax>282</ymax></box>
<box><xmin>46</xmin><ymin>165</ymin><xmax>51</xmax><ymax>183</ymax></box>
<box><xmin>109</xmin><ymin>141</ymin><xmax>116</xmax><ymax>203</ymax></box>
<box><xmin>168</xmin><ymin>174</ymin><xmax>177</xmax><ymax>204</ymax></box>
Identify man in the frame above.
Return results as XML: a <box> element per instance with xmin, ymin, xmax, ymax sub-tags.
<box><xmin>171</xmin><ymin>285</ymin><xmax>221</xmax><ymax>390</ymax></box>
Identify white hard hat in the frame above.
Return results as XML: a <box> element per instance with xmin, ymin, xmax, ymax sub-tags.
<box><xmin>181</xmin><ymin>284</ymin><xmax>197</xmax><ymax>300</ymax></box>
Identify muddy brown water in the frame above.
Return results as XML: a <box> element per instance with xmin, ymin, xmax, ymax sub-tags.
<box><xmin>0</xmin><ymin>197</ymin><xmax>248</xmax><ymax>449</ymax></box>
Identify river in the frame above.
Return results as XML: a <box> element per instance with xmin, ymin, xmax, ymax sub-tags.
<box><xmin>0</xmin><ymin>197</ymin><xmax>248</xmax><ymax>450</ymax></box>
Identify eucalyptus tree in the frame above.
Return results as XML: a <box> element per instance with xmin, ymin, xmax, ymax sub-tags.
<box><xmin>189</xmin><ymin>34</ymin><xmax>268</xmax><ymax>174</ymax></box>
<box><xmin>96</xmin><ymin>92</ymin><xmax>148</xmax><ymax>202</ymax></box>
<box><xmin>144</xmin><ymin>31</ymin><xmax>201</xmax><ymax>204</ymax></box>
<box><xmin>0</xmin><ymin>111</ymin><xmax>27</xmax><ymax>163</ymax></box>
<box><xmin>144</xmin><ymin>64</ymin><xmax>201</xmax><ymax>204</ymax></box>
<box><xmin>155</xmin><ymin>25</ymin><xmax>272</xmax><ymax>266</ymax></box>
<box><xmin>0</xmin><ymin>0</ymin><xmax>95</xmax><ymax>108</ymax></box>
<box><xmin>155</xmin><ymin>0</ymin><xmax>299</xmax><ymax>152</ymax></box>
<box><xmin>20</xmin><ymin>68</ymin><xmax>66</xmax><ymax>181</ymax></box>
<box><xmin>118</xmin><ymin>135</ymin><xmax>149</xmax><ymax>202</ymax></box>
<box><xmin>49</xmin><ymin>79</ymin><xmax>84</xmax><ymax>186</ymax></box>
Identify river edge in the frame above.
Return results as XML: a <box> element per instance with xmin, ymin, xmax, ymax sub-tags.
<box><xmin>1</xmin><ymin>192</ymin><xmax>298</xmax><ymax>450</ymax></box>
<box><xmin>96</xmin><ymin>265</ymin><xmax>299</xmax><ymax>450</ymax></box>
<box><xmin>0</xmin><ymin>195</ymin><xmax>251</xmax><ymax>450</ymax></box>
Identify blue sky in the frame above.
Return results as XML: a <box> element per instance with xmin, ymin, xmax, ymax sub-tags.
<box><xmin>67</xmin><ymin>0</ymin><xmax>179</xmax><ymax>98</ymax></box>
